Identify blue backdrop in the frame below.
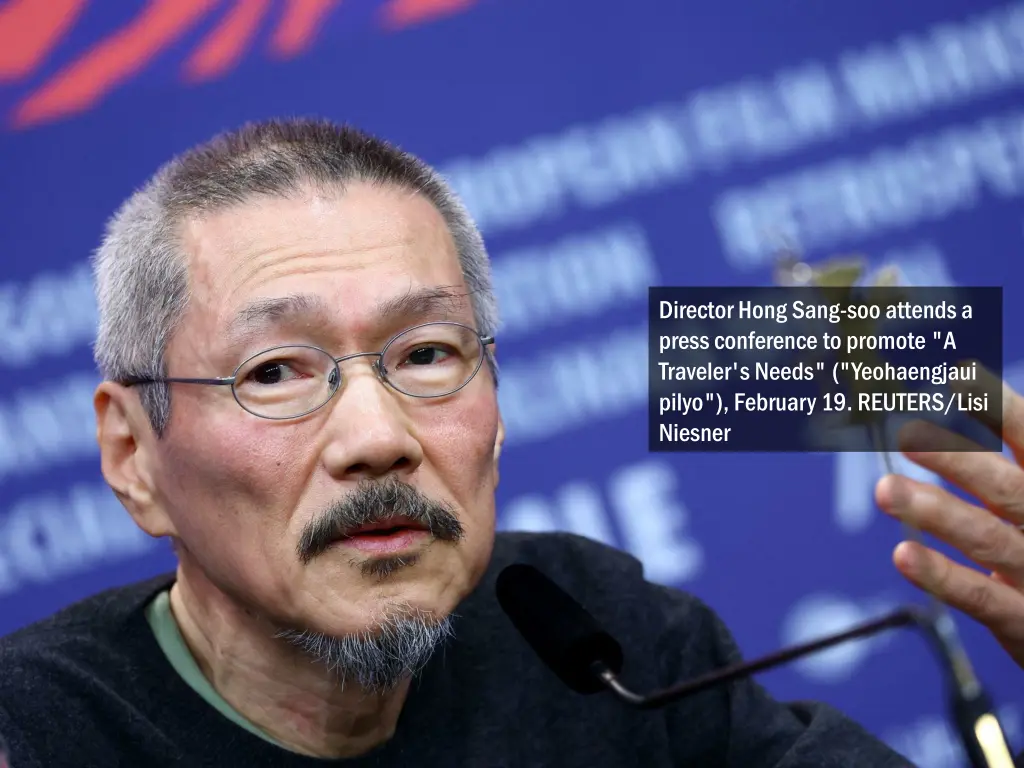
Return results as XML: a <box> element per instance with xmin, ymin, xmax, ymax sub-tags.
<box><xmin>2</xmin><ymin>1</ymin><xmax>1023</xmax><ymax>764</ymax></box>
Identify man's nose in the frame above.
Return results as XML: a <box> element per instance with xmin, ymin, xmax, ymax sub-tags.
<box><xmin>319</xmin><ymin>365</ymin><xmax>424</xmax><ymax>481</ymax></box>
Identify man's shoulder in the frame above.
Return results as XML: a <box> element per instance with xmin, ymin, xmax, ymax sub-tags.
<box><xmin>0</xmin><ymin>574</ymin><xmax>183</xmax><ymax>767</ymax></box>
<box><xmin>0</xmin><ymin>572</ymin><xmax>174</xmax><ymax>663</ymax></box>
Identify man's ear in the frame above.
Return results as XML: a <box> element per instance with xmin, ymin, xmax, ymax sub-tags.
<box><xmin>487</xmin><ymin>342</ymin><xmax>504</xmax><ymax>479</ymax></box>
<box><xmin>494</xmin><ymin>415</ymin><xmax>505</xmax><ymax>462</ymax></box>
<box><xmin>94</xmin><ymin>382</ymin><xmax>178</xmax><ymax>539</ymax></box>
<box><xmin>493</xmin><ymin>415</ymin><xmax>505</xmax><ymax>486</ymax></box>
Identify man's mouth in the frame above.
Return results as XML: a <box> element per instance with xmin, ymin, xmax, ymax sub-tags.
<box><xmin>335</xmin><ymin>517</ymin><xmax>430</xmax><ymax>554</ymax></box>
<box><xmin>343</xmin><ymin>517</ymin><xmax>428</xmax><ymax>538</ymax></box>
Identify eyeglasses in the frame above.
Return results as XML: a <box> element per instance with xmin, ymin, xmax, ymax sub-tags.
<box><xmin>121</xmin><ymin>321</ymin><xmax>495</xmax><ymax>420</ymax></box>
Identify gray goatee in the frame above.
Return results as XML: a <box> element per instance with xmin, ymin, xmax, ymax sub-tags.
<box><xmin>275</xmin><ymin>605</ymin><xmax>455</xmax><ymax>692</ymax></box>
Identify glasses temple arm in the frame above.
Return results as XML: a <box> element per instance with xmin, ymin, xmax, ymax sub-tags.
<box><xmin>122</xmin><ymin>376</ymin><xmax>235</xmax><ymax>386</ymax></box>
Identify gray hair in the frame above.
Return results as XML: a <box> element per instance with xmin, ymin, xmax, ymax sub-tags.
<box><xmin>92</xmin><ymin>118</ymin><xmax>498</xmax><ymax>435</ymax></box>
<box><xmin>275</xmin><ymin>607</ymin><xmax>455</xmax><ymax>693</ymax></box>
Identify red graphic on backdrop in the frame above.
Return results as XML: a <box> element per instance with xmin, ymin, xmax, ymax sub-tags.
<box><xmin>0</xmin><ymin>0</ymin><xmax>476</xmax><ymax>130</ymax></box>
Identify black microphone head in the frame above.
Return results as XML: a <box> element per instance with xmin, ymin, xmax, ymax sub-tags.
<box><xmin>496</xmin><ymin>563</ymin><xmax>623</xmax><ymax>694</ymax></box>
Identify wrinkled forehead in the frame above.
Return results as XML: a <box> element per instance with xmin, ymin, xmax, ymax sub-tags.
<box><xmin>175</xmin><ymin>183</ymin><xmax>473</xmax><ymax>350</ymax></box>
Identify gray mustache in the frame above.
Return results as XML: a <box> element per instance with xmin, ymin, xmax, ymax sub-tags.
<box><xmin>298</xmin><ymin>477</ymin><xmax>465</xmax><ymax>564</ymax></box>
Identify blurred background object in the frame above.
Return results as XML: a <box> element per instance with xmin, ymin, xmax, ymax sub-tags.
<box><xmin>1</xmin><ymin>1</ymin><xmax>1022</xmax><ymax>765</ymax></box>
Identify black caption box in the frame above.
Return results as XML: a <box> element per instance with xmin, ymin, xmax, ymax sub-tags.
<box><xmin>648</xmin><ymin>286</ymin><xmax>1003</xmax><ymax>453</ymax></box>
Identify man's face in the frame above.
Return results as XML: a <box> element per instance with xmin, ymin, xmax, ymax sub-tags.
<box><xmin>146</xmin><ymin>182</ymin><xmax>502</xmax><ymax>639</ymax></box>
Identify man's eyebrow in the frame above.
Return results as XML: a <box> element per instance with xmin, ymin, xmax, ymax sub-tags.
<box><xmin>225</xmin><ymin>293</ymin><xmax>332</xmax><ymax>345</ymax></box>
<box><xmin>372</xmin><ymin>286</ymin><xmax>470</xmax><ymax>323</ymax></box>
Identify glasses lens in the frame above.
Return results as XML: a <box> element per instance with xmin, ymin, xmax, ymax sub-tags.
<box><xmin>233</xmin><ymin>346</ymin><xmax>338</xmax><ymax>418</ymax></box>
<box><xmin>382</xmin><ymin>323</ymin><xmax>483</xmax><ymax>397</ymax></box>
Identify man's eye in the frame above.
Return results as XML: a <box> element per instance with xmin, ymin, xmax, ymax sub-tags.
<box><xmin>406</xmin><ymin>346</ymin><xmax>451</xmax><ymax>365</ymax></box>
<box><xmin>248</xmin><ymin>361</ymin><xmax>298</xmax><ymax>385</ymax></box>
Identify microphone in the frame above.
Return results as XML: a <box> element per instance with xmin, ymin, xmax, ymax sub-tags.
<box><xmin>496</xmin><ymin>563</ymin><xmax>1016</xmax><ymax>768</ymax></box>
<box><xmin>495</xmin><ymin>562</ymin><xmax>624</xmax><ymax>694</ymax></box>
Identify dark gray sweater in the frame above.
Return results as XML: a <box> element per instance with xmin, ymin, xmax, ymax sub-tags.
<box><xmin>0</xmin><ymin>532</ymin><xmax>914</xmax><ymax>767</ymax></box>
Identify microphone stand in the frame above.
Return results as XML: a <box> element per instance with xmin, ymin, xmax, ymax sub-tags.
<box><xmin>591</xmin><ymin>600</ymin><xmax>1014</xmax><ymax>766</ymax></box>
<box><xmin>591</xmin><ymin>607</ymin><xmax>923</xmax><ymax>708</ymax></box>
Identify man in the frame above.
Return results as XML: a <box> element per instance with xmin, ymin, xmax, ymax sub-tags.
<box><xmin>0</xmin><ymin>118</ymin><xmax>1004</xmax><ymax>766</ymax></box>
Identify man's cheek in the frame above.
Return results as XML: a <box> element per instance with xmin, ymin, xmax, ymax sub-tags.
<box><xmin>427</xmin><ymin>398</ymin><xmax>500</xmax><ymax>458</ymax></box>
<box><xmin>175</xmin><ymin>423</ymin><xmax>305</xmax><ymax>490</ymax></box>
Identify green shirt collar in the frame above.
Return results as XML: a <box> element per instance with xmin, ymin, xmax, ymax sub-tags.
<box><xmin>145</xmin><ymin>588</ymin><xmax>290</xmax><ymax>750</ymax></box>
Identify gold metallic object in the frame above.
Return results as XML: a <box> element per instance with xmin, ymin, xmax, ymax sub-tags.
<box><xmin>975</xmin><ymin>714</ymin><xmax>1016</xmax><ymax>768</ymax></box>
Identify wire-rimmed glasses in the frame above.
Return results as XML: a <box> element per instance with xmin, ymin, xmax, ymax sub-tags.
<box><xmin>121</xmin><ymin>321</ymin><xmax>495</xmax><ymax>420</ymax></box>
